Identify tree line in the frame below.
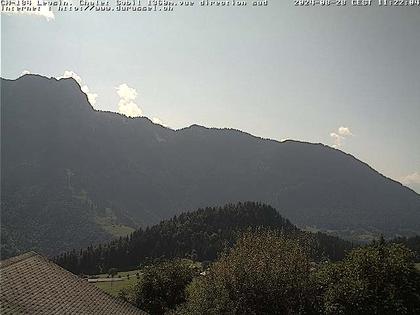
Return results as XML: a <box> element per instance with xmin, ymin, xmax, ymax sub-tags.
<box><xmin>122</xmin><ymin>230</ymin><xmax>420</xmax><ymax>315</ymax></box>
<box><xmin>54</xmin><ymin>202</ymin><xmax>353</xmax><ymax>274</ymax></box>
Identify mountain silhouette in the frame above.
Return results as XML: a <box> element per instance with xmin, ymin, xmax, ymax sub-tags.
<box><xmin>1</xmin><ymin>74</ymin><xmax>419</xmax><ymax>258</ymax></box>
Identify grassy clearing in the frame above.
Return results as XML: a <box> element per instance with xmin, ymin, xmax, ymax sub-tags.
<box><xmin>92</xmin><ymin>270</ymin><xmax>142</xmax><ymax>296</ymax></box>
<box><xmin>92</xmin><ymin>260</ymin><xmax>200</xmax><ymax>297</ymax></box>
<box><xmin>95</xmin><ymin>209</ymin><xmax>136</xmax><ymax>238</ymax></box>
<box><xmin>97</xmin><ymin>221</ymin><xmax>135</xmax><ymax>238</ymax></box>
<box><xmin>73</xmin><ymin>190</ymin><xmax>136</xmax><ymax>238</ymax></box>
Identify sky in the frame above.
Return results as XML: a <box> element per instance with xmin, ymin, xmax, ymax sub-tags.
<box><xmin>1</xmin><ymin>2</ymin><xmax>419</xmax><ymax>193</ymax></box>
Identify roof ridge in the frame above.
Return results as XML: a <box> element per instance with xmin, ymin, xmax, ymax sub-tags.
<box><xmin>0</xmin><ymin>251</ymin><xmax>39</xmax><ymax>268</ymax></box>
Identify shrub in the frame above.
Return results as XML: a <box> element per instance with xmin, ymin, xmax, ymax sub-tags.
<box><xmin>315</xmin><ymin>242</ymin><xmax>420</xmax><ymax>315</ymax></box>
<box><xmin>132</xmin><ymin>259</ymin><xmax>198</xmax><ymax>315</ymax></box>
<box><xmin>177</xmin><ymin>230</ymin><xmax>319</xmax><ymax>314</ymax></box>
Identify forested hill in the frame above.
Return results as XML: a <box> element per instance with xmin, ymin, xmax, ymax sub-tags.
<box><xmin>54</xmin><ymin>202</ymin><xmax>353</xmax><ymax>275</ymax></box>
<box><xmin>2</xmin><ymin>74</ymin><xmax>420</xmax><ymax>258</ymax></box>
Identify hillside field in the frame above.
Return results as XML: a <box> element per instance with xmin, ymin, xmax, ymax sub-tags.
<box><xmin>91</xmin><ymin>270</ymin><xmax>140</xmax><ymax>296</ymax></box>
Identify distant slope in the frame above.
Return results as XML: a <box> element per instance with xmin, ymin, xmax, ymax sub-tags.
<box><xmin>392</xmin><ymin>236</ymin><xmax>420</xmax><ymax>262</ymax></box>
<box><xmin>1</xmin><ymin>74</ymin><xmax>419</xmax><ymax>257</ymax></box>
<box><xmin>54</xmin><ymin>202</ymin><xmax>353</xmax><ymax>274</ymax></box>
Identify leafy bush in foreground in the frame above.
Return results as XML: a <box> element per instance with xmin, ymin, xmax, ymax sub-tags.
<box><xmin>120</xmin><ymin>231</ymin><xmax>420</xmax><ymax>315</ymax></box>
<box><xmin>177</xmin><ymin>230</ymin><xmax>319</xmax><ymax>315</ymax></box>
<box><xmin>315</xmin><ymin>240</ymin><xmax>420</xmax><ymax>315</ymax></box>
<box><xmin>131</xmin><ymin>259</ymin><xmax>199</xmax><ymax>315</ymax></box>
<box><xmin>174</xmin><ymin>232</ymin><xmax>420</xmax><ymax>315</ymax></box>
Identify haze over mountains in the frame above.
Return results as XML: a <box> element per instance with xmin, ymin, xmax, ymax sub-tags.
<box><xmin>1</xmin><ymin>74</ymin><xmax>420</xmax><ymax>258</ymax></box>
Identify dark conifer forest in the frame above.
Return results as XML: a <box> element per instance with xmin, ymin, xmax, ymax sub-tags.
<box><xmin>54</xmin><ymin>202</ymin><xmax>353</xmax><ymax>275</ymax></box>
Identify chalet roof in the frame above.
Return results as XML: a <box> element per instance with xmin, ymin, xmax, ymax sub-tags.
<box><xmin>0</xmin><ymin>252</ymin><xmax>146</xmax><ymax>314</ymax></box>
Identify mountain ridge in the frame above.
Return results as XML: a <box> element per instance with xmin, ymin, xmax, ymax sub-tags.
<box><xmin>10</xmin><ymin>74</ymin><xmax>417</xmax><ymax>196</ymax></box>
<box><xmin>4</xmin><ymin>74</ymin><xmax>418</xmax><ymax>195</ymax></box>
<box><xmin>1</xmin><ymin>74</ymin><xmax>419</xmax><ymax>258</ymax></box>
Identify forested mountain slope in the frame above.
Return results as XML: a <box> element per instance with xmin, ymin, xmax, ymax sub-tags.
<box><xmin>2</xmin><ymin>74</ymin><xmax>419</xmax><ymax>258</ymax></box>
<box><xmin>54</xmin><ymin>202</ymin><xmax>353</xmax><ymax>274</ymax></box>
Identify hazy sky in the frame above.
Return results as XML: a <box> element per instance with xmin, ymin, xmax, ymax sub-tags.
<box><xmin>1</xmin><ymin>2</ymin><xmax>419</xmax><ymax>192</ymax></box>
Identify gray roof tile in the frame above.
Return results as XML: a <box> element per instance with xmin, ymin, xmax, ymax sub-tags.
<box><xmin>0</xmin><ymin>252</ymin><xmax>147</xmax><ymax>314</ymax></box>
